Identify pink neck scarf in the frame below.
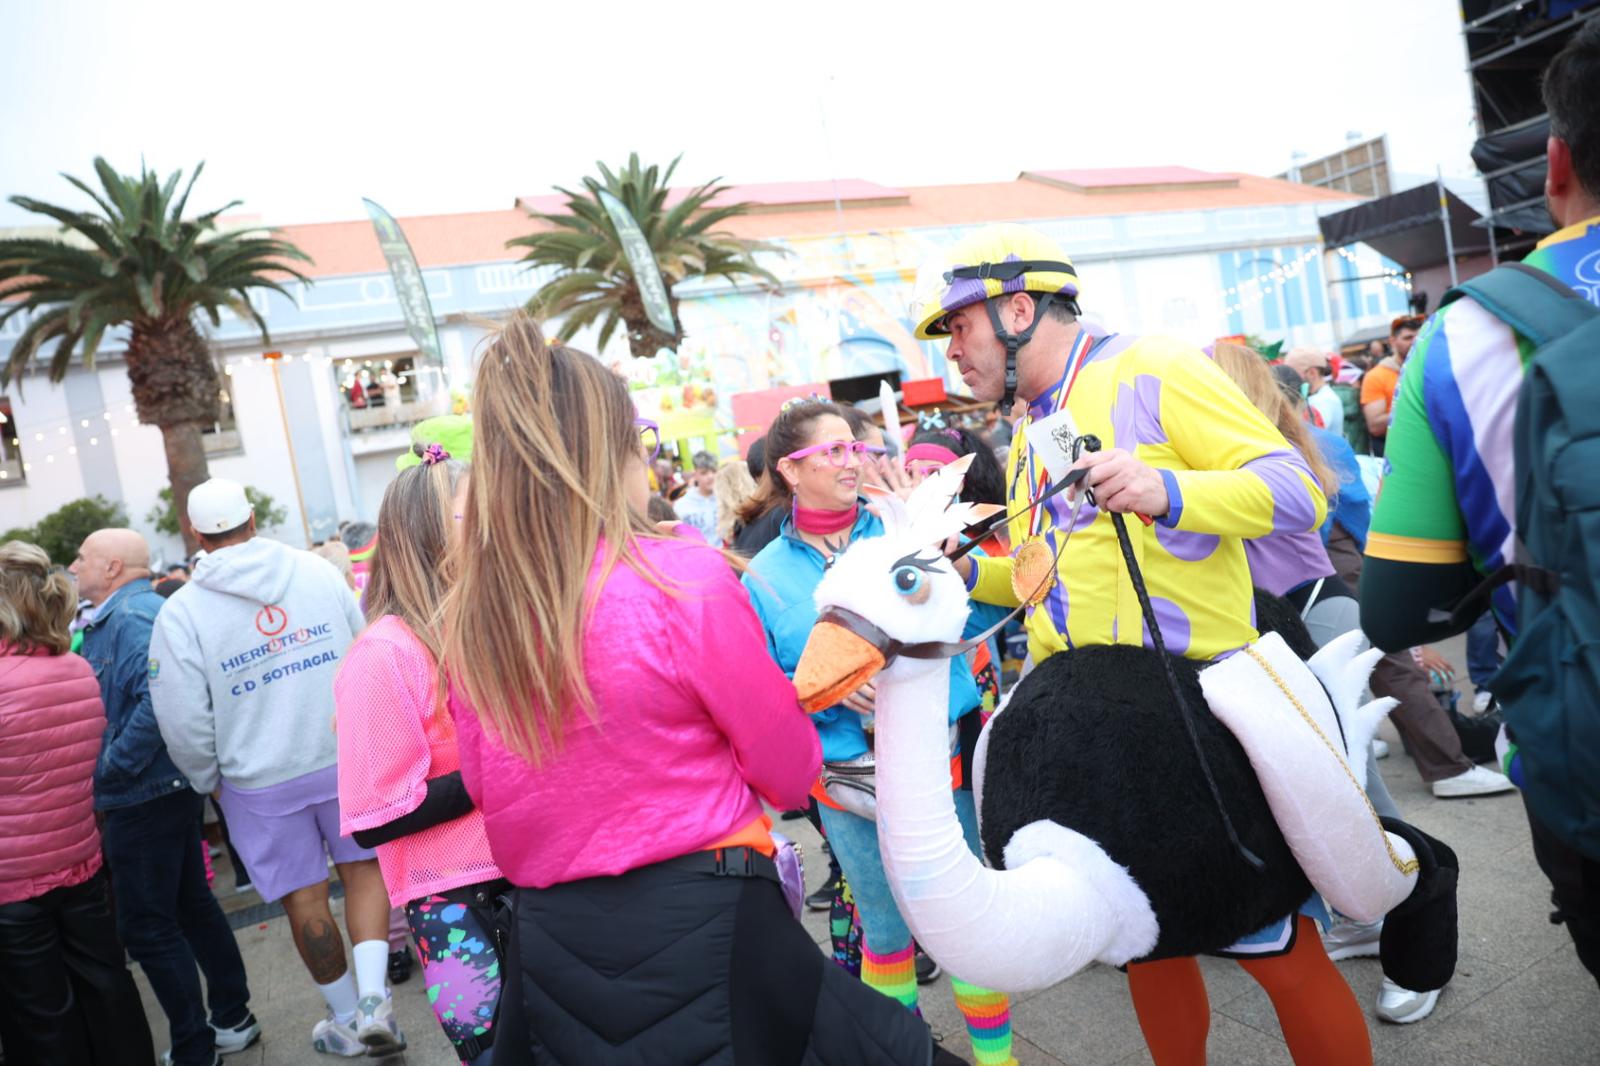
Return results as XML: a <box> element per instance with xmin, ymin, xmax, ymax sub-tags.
<box><xmin>793</xmin><ymin>502</ymin><xmax>859</xmax><ymax>535</ymax></box>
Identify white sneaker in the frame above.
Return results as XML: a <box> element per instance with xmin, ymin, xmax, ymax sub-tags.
<box><xmin>310</xmin><ymin>1014</ymin><xmax>365</xmax><ymax>1057</ymax></box>
<box><xmin>159</xmin><ymin>1052</ymin><xmax>220</xmax><ymax>1066</ymax></box>
<box><xmin>1321</xmin><ymin>916</ymin><xmax>1382</xmax><ymax>960</ymax></box>
<box><xmin>212</xmin><ymin>1013</ymin><xmax>260</xmax><ymax>1055</ymax></box>
<box><xmin>354</xmin><ymin>993</ymin><xmax>406</xmax><ymax>1056</ymax></box>
<box><xmin>1431</xmin><ymin>764</ymin><xmax>1516</xmax><ymax>798</ymax></box>
<box><xmin>1472</xmin><ymin>690</ymin><xmax>1495</xmax><ymax>714</ymax></box>
<box><xmin>1371</xmin><ymin>738</ymin><xmax>1390</xmax><ymax>760</ymax></box>
<box><xmin>1375</xmin><ymin>977</ymin><xmax>1440</xmax><ymax>1023</ymax></box>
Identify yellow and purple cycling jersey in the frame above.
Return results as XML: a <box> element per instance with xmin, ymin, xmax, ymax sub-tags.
<box><xmin>966</xmin><ymin>327</ymin><xmax>1327</xmax><ymax>664</ymax></box>
<box><xmin>1366</xmin><ymin>214</ymin><xmax>1600</xmax><ymax>636</ymax></box>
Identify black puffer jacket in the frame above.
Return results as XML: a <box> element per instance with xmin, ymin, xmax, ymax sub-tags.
<box><xmin>515</xmin><ymin>858</ymin><xmax>939</xmax><ymax>1064</ymax></box>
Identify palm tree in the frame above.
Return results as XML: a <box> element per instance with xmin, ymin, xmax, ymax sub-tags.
<box><xmin>509</xmin><ymin>153</ymin><xmax>782</xmax><ymax>359</ymax></box>
<box><xmin>0</xmin><ymin>158</ymin><xmax>312</xmax><ymax>551</ymax></box>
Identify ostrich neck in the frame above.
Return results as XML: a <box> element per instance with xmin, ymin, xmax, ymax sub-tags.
<box><xmin>874</xmin><ymin>657</ymin><xmax>961</xmax><ymax>775</ymax></box>
<box><xmin>872</xmin><ymin>654</ymin><xmax>988</xmax><ymax>902</ymax></box>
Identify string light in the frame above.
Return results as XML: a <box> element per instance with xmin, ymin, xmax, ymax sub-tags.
<box><xmin>1217</xmin><ymin>247</ymin><xmax>1321</xmax><ymax>315</ymax></box>
<box><xmin>1334</xmin><ymin>246</ymin><xmax>1413</xmax><ymax>293</ymax></box>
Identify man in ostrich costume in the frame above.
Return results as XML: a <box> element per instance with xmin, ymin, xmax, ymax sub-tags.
<box><xmin>788</xmin><ymin>225</ymin><xmax>1460</xmax><ymax>1065</ymax></box>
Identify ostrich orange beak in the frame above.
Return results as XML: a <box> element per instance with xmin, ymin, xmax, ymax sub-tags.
<box><xmin>793</xmin><ymin>620</ymin><xmax>887</xmax><ymax>713</ymax></box>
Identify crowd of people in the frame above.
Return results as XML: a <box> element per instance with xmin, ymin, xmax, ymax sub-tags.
<box><xmin>0</xmin><ymin>20</ymin><xmax>1596</xmax><ymax>1066</ymax></box>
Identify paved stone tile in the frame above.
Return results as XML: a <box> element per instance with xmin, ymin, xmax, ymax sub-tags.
<box><xmin>1007</xmin><ymin>963</ymin><xmax>1151</xmax><ymax>1064</ymax></box>
<box><xmin>1409</xmin><ymin>946</ymin><xmax>1600</xmax><ymax>1066</ymax></box>
<box><xmin>1111</xmin><ymin>1013</ymin><xmax>1300</xmax><ymax>1065</ymax></box>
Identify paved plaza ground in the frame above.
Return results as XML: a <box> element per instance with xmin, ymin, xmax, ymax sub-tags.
<box><xmin>134</xmin><ymin>635</ymin><xmax>1600</xmax><ymax>1065</ymax></box>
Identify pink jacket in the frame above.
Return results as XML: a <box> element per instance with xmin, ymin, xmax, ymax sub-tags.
<box><xmin>337</xmin><ymin>616</ymin><xmax>503</xmax><ymax>907</ymax></box>
<box><xmin>450</xmin><ymin>535</ymin><xmax>821</xmax><ymax>889</ymax></box>
<box><xmin>0</xmin><ymin>647</ymin><xmax>107</xmax><ymax>905</ymax></box>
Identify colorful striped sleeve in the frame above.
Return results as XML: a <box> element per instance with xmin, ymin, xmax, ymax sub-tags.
<box><xmin>1367</xmin><ymin>315</ymin><xmax>1471</xmax><ymax>565</ymax></box>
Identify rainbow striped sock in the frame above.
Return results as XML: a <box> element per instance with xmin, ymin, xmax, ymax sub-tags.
<box><xmin>861</xmin><ymin>942</ymin><xmax>919</xmax><ymax>1013</ymax></box>
<box><xmin>951</xmin><ymin>977</ymin><xmax>1016</xmax><ymax>1066</ymax></box>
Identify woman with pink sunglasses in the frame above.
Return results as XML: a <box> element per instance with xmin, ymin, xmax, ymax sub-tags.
<box><xmin>743</xmin><ymin>398</ymin><xmax>1019</xmax><ymax>1064</ymax></box>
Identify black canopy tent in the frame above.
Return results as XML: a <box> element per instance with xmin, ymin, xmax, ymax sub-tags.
<box><xmin>1318</xmin><ymin>182</ymin><xmax>1494</xmax><ymax>271</ymax></box>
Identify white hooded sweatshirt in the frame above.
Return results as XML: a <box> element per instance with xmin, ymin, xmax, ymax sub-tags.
<box><xmin>150</xmin><ymin>536</ymin><xmax>365</xmax><ymax>793</ymax></box>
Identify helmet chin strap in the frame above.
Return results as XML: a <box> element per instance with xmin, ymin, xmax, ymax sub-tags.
<box><xmin>983</xmin><ymin>292</ymin><xmax>1056</xmax><ymax>415</ymax></box>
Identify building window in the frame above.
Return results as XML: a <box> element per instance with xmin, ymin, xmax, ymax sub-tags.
<box><xmin>204</xmin><ymin>377</ymin><xmax>243</xmax><ymax>456</ymax></box>
<box><xmin>0</xmin><ymin>398</ymin><xmax>25</xmax><ymax>486</ymax></box>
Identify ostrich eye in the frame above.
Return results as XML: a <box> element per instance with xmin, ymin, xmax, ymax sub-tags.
<box><xmin>893</xmin><ymin>566</ymin><xmax>924</xmax><ymax>597</ymax></box>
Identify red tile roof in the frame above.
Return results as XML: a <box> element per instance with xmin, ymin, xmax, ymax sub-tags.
<box><xmin>273</xmin><ymin>171</ymin><xmax>1358</xmax><ymax>279</ymax></box>
<box><xmin>518</xmin><ymin>178</ymin><xmax>911</xmax><ymax>217</ymax></box>
<box><xmin>1021</xmin><ymin>166</ymin><xmax>1240</xmax><ymax>193</ymax></box>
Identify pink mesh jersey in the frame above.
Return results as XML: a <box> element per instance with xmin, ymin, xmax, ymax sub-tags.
<box><xmin>335</xmin><ymin>615</ymin><xmax>502</xmax><ymax>906</ymax></box>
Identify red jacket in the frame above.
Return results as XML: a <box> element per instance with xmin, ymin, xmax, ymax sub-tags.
<box><xmin>0</xmin><ymin>646</ymin><xmax>107</xmax><ymax>905</ymax></box>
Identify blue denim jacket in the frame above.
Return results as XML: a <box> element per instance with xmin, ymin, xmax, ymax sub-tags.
<box><xmin>81</xmin><ymin>578</ymin><xmax>190</xmax><ymax>810</ymax></box>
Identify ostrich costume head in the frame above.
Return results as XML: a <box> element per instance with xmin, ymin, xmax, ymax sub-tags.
<box><xmin>793</xmin><ymin>455</ymin><xmax>1001</xmax><ymax>711</ymax></box>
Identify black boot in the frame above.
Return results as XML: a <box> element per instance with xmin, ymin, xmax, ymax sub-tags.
<box><xmin>1377</xmin><ymin>817</ymin><xmax>1460</xmax><ymax>993</ymax></box>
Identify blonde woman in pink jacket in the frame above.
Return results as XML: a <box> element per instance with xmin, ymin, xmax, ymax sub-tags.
<box><xmin>0</xmin><ymin>540</ymin><xmax>154</xmax><ymax>1064</ymax></box>
<box><xmin>438</xmin><ymin>319</ymin><xmax>951</xmax><ymax>1064</ymax></box>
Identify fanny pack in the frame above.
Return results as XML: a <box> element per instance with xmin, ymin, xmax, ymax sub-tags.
<box><xmin>821</xmin><ymin>720</ymin><xmax>968</xmax><ymax>821</ymax></box>
<box><xmin>821</xmin><ymin>753</ymin><xmax>880</xmax><ymax>820</ymax></box>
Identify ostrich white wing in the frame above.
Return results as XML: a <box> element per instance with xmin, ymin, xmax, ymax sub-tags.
<box><xmin>1200</xmin><ymin>632</ymin><xmax>1418</xmax><ymax>922</ymax></box>
<box><xmin>1305</xmin><ymin>629</ymin><xmax>1398</xmax><ymax>791</ymax></box>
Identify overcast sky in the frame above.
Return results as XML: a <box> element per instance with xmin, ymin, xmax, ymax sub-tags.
<box><xmin>0</xmin><ymin>0</ymin><xmax>1483</xmax><ymax>228</ymax></box>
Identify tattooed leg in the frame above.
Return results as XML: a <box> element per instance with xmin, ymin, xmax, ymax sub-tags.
<box><xmin>282</xmin><ymin>881</ymin><xmax>348</xmax><ymax>983</ymax></box>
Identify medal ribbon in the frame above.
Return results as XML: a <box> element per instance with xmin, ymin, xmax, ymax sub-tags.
<box><xmin>1022</xmin><ymin>329</ymin><xmax>1096</xmax><ymax>537</ymax></box>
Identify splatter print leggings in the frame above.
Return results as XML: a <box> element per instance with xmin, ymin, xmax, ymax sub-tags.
<box><xmin>406</xmin><ymin>892</ymin><xmax>505</xmax><ymax>1064</ymax></box>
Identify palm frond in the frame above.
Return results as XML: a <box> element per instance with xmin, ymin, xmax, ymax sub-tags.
<box><xmin>0</xmin><ymin>159</ymin><xmax>314</xmax><ymax>383</ymax></box>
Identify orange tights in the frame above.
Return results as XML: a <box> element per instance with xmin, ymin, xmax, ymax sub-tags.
<box><xmin>1125</xmin><ymin>917</ymin><xmax>1370</xmax><ymax>1066</ymax></box>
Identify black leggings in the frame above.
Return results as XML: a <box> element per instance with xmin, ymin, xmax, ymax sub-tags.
<box><xmin>0</xmin><ymin>869</ymin><xmax>156</xmax><ymax>1065</ymax></box>
<box><xmin>513</xmin><ymin>857</ymin><xmax>949</xmax><ymax>1064</ymax></box>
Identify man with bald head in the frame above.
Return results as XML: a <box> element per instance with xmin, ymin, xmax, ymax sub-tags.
<box><xmin>72</xmin><ymin>528</ymin><xmax>258</xmax><ymax>1065</ymax></box>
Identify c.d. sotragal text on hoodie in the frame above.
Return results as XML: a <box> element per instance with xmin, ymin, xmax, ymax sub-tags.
<box><xmin>149</xmin><ymin>537</ymin><xmax>366</xmax><ymax>793</ymax></box>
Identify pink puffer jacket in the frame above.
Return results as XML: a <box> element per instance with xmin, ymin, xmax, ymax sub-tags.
<box><xmin>0</xmin><ymin>646</ymin><xmax>107</xmax><ymax>906</ymax></box>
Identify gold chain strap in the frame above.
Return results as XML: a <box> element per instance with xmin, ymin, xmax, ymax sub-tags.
<box><xmin>1241</xmin><ymin>647</ymin><xmax>1420</xmax><ymax>876</ymax></box>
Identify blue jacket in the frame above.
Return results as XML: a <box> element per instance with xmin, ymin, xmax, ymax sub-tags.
<box><xmin>80</xmin><ymin>578</ymin><xmax>190</xmax><ymax>810</ymax></box>
<box><xmin>743</xmin><ymin>507</ymin><xmax>1001</xmax><ymax>762</ymax></box>
<box><xmin>1311</xmin><ymin>426</ymin><xmax>1371</xmax><ymax>550</ymax></box>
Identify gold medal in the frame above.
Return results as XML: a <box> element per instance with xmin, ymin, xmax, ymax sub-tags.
<box><xmin>1011</xmin><ymin>538</ymin><xmax>1057</xmax><ymax>606</ymax></box>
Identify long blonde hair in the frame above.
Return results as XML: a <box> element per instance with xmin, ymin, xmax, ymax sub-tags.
<box><xmin>1211</xmin><ymin>342</ymin><xmax>1338</xmax><ymax>493</ymax></box>
<box><xmin>366</xmin><ymin>455</ymin><xmax>467</xmax><ymax>663</ymax></box>
<box><xmin>713</xmin><ymin>461</ymin><xmax>756</xmax><ymax>545</ymax></box>
<box><xmin>0</xmin><ymin>541</ymin><xmax>77</xmax><ymax>655</ymax></box>
<box><xmin>442</xmin><ymin>316</ymin><xmax>653</xmax><ymax>763</ymax></box>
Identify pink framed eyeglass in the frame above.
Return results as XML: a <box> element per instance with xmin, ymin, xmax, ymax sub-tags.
<box><xmin>784</xmin><ymin>440</ymin><xmax>883</xmax><ymax>467</ymax></box>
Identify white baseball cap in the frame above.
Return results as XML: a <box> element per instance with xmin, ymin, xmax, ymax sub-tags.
<box><xmin>187</xmin><ymin>478</ymin><xmax>253</xmax><ymax>535</ymax></box>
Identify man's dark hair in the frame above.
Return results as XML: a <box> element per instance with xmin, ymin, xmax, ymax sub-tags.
<box><xmin>1390</xmin><ymin>315</ymin><xmax>1424</xmax><ymax>337</ymax></box>
<box><xmin>745</xmin><ymin>438</ymin><xmax>766</xmax><ymax>483</ymax></box>
<box><xmin>1543</xmin><ymin>17</ymin><xmax>1600</xmax><ymax>200</ymax></box>
<box><xmin>837</xmin><ymin>404</ymin><xmax>876</xmax><ymax>442</ymax></box>
<box><xmin>990</xmin><ymin>291</ymin><xmax>1078</xmax><ymax>328</ymax></box>
<box><xmin>166</xmin><ymin>563</ymin><xmax>189</xmax><ymax>577</ymax></box>
<box><xmin>646</xmin><ymin>495</ymin><xmax>677</xmax><ymax>523</ymax></box>
<box><xmin>155</xmin><ymin>577</ymin><xmax>185</xmax><ymax>598</ymax></box>
<box><xmin>198</xmin><ymin>516</ymin><xmax>252</xmax><ymax>551</ymax></box>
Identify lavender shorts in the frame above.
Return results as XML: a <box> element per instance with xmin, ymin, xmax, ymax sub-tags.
<box><xmin>218</xmin><ymin>766</ymin><xmax>375</xmax><ymax>902</ymax></box>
